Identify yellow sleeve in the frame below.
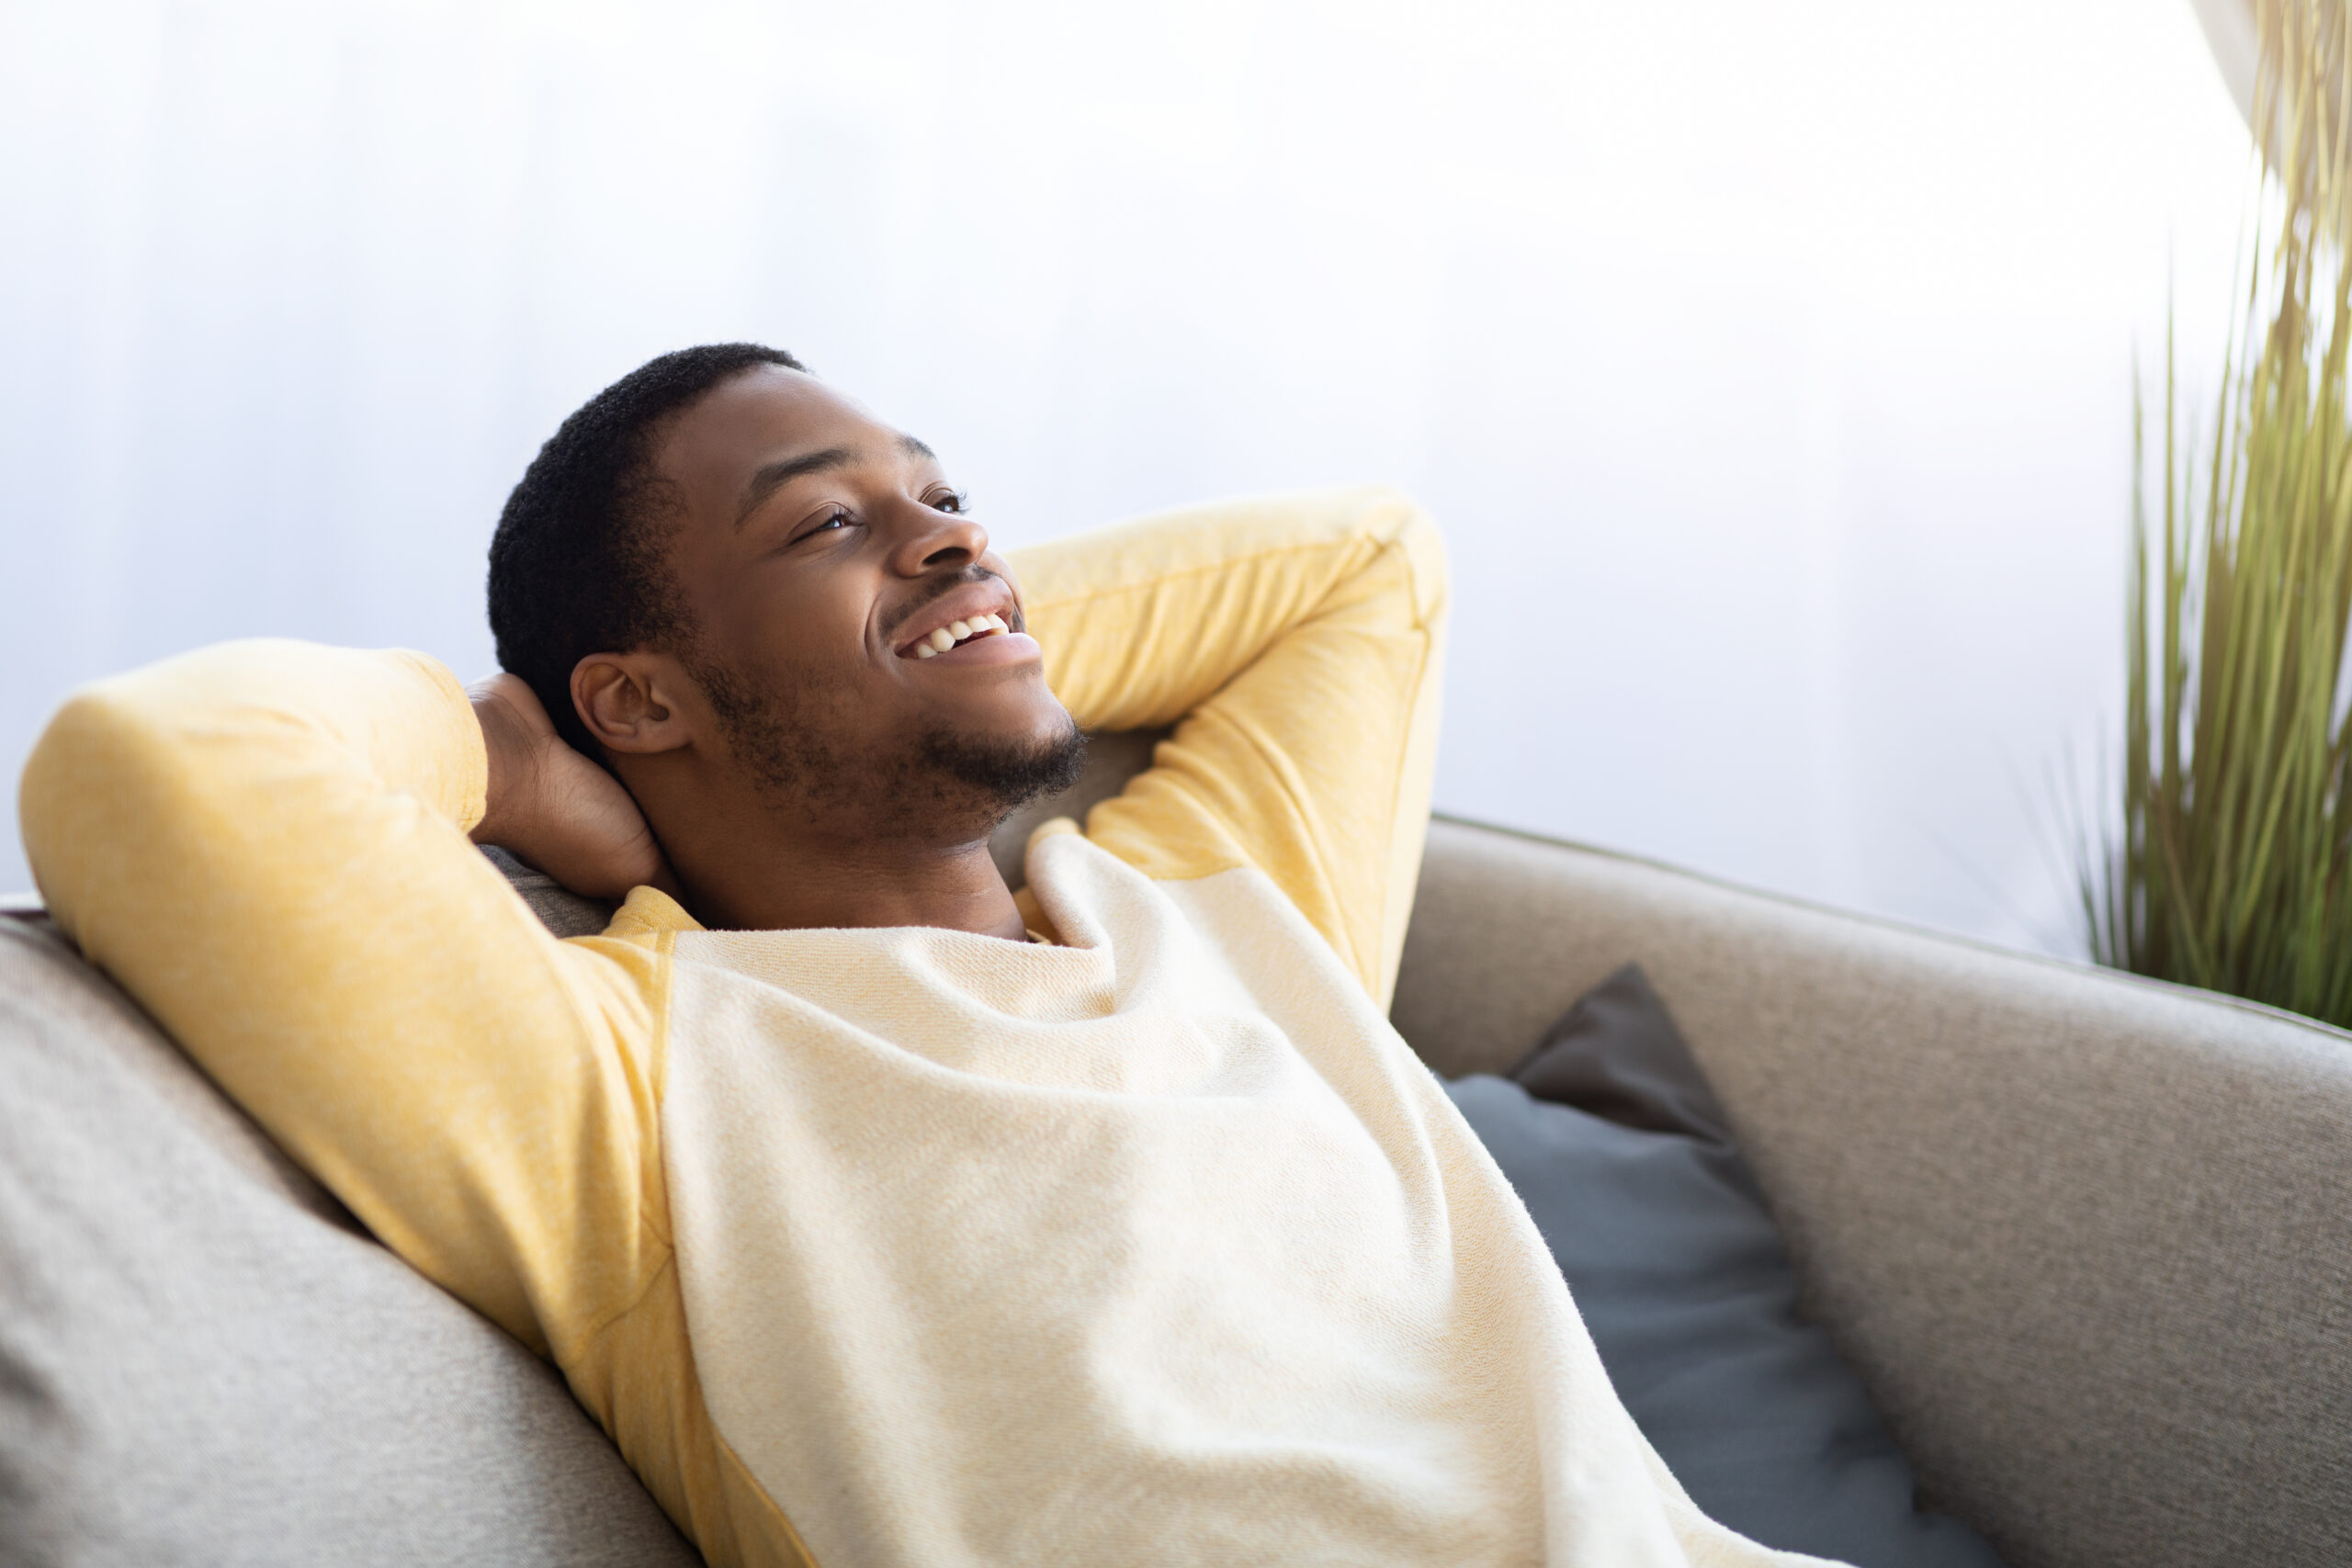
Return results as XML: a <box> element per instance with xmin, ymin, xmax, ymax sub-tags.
<box><xmin>1008</xmin><ymin>486</ymin><xmax>1448</xmax><ymax>1008</ymax></box>
<box><xmin>16</xmin><ymin>640</ymin><xmax>669</xmax><ymax>1366</ymax></box>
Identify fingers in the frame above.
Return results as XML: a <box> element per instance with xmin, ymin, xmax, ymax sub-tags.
<box><xmin>469</xmin><ymin>671</ymin><xmax>678</xmax><ymax>906</ymax></box>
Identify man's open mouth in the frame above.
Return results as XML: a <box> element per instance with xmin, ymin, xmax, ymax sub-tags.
<box><xmin>904</xmin><ymin>613</ymin><xmax>1012</xmax><ymax>660</ymax></box>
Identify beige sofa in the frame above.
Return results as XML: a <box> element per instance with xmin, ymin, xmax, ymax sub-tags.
<box><xmin>1393</xmin><ymin>817</ymin><xmax>2352</xmax><ymax>1568</ymax></box>
<box><xmin>4</xmin><ymin>732</ymin><xmax>2348</xmax><ymax>1566</ymax></box>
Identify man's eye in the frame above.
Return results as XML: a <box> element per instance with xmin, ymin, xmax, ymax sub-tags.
<box><xmin>810</xmin><ymin>509</ymin><xmax>852</xmax><ymax>534</ymax></box>
<box><xmin>930</xmin><ymin>490</ymin><xmax>968</xmax><ymax>515</ymax></box>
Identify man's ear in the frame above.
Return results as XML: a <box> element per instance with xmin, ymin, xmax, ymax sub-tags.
<box><xmin>572</xmin><ymin>652</ymin><xmax>695</xmax><ymax>755</ymax></box>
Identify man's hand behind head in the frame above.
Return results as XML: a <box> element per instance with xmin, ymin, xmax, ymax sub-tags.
<box><xmin>468</xmin><ymin>672</ymin><xmax>678</xmax><ymax>903</ymax></box>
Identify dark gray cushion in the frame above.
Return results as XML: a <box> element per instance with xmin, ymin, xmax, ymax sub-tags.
<box><xmin>1448</xmin><ymin>964</ymin><xmax>2006</xmax><ymax>1568</ymax></box>
<box><xmin>0</xmin><ymin>914</ymin><xmax>703</xmax><ymax>1568</ymax></box>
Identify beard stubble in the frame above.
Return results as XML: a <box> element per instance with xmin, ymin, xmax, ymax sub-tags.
<box><xmin>692</xmin><ymin>653</ymin><xmax>1089</xmax><ymax>846</ymax></box>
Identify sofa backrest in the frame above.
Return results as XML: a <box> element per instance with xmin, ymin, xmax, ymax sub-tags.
<box><xmin>0</xmin><ymin>914</ymin><xmax>702</xmax><ymax>1567</ymax></box>
<box><xmin>1392</xmin><ymin>818</ymin><xmax>2352</xmax><ymax>1568</ymax></box>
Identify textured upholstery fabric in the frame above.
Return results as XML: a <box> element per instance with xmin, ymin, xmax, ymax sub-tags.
<box><xmin>481</xmin><ymin>843</ymin><xmax>616</xmax><ymax>938</ymax></box>
<box><xmin>1393</xmin><ymin>818</ymin><xmax>2352</xmax><ymax>1568</ymax></box>
<box><xmin>0</xmin><ymin>914</ymin><xmax>701</xmax><ymax>1568</ymax></box>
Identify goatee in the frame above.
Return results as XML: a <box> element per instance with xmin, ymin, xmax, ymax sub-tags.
<box><xmin>696</xmin><ymin>655</ymin><xmax>1088</xmax><ymax>841</ymax></box>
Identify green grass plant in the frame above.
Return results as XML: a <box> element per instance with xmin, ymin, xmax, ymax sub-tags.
<box><xmin>2086</xmin><ymin>0</ymin><xmax>2352</xmax><ymax>1026</ymax></box>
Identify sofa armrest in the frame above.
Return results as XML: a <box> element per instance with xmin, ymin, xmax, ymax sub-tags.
<box><xmin>1393</xmin><ymin>816</ymin><xmax>2352</xmax><ymax>1568</ymax></box>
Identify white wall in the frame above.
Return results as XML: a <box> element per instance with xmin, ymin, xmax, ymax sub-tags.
<box><xmin>0</xmin><ymin>0</ymin><xmax>2252</xmax><ymax>954</ymax></box>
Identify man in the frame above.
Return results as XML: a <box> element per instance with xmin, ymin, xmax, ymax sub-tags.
<box><xmin>21</xmin><ymin>345</ymin><xmax>1819</xmax><ymax>1567</ymax></box>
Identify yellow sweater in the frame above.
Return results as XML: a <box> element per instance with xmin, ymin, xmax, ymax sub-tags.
<box><xmin>19</xmin><ymin>488</ymin><xmax>1823</xmax><ymax>1568</ymax></box>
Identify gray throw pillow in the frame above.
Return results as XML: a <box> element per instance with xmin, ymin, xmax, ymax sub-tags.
<box><xmin>1447</xmin><ymin>964</ymin><xmax>2007</xmax><ymax>1568</ymax></box>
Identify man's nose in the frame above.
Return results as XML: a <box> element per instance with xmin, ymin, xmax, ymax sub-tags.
<box><xmin>888</xmin><ymin>502</ymin><xmax>989</xmax><ymax>576</ymax></box>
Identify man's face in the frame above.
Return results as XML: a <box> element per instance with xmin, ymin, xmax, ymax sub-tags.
<box><xmin>645</xmin><ymin>364</ymin><xmax>1081</xmax><ymax>839</ymax></box>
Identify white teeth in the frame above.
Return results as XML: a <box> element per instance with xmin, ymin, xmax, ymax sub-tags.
<box><xmin>909</xmin><ymin>612</ymin><xmax>1012</xmax><ymax>659</ymax></box>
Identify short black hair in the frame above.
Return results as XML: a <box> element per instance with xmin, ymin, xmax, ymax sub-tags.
<box><xmin>487</xmin><ymin>342</ymin><xmax>807</xmax><ymax>757</ymax></box>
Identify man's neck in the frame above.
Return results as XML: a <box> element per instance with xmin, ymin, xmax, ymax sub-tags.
<box><xmin>676</xmin><ymin>833</ymin><xmax>1028</xmax><ymax>941</ymax></box>
<box><xmin>628</xmin><ymin>763</ymin><xmax>1023</xmax><ymax>939</ymax></box>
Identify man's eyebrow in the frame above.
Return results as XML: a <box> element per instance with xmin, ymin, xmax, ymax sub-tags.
<box><xmin>735</xmin><ymin>446</ymin><xmax>857</xmax><ymax>528</ymax></box>
<box><xmin>899</xmin><ymin>434</ymin><xmax>937</xmax><ymax>462</ymax></box>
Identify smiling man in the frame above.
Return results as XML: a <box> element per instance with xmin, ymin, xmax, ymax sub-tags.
<box><xmin>20</xmin><ymin>344</ymin><xmax>1823</xmax><ymax>1568</ymax></box>
<box><xmin>477</xmin><ymin>349</ymin><xmax>1095</xmax><ymax>942</ymax></box>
